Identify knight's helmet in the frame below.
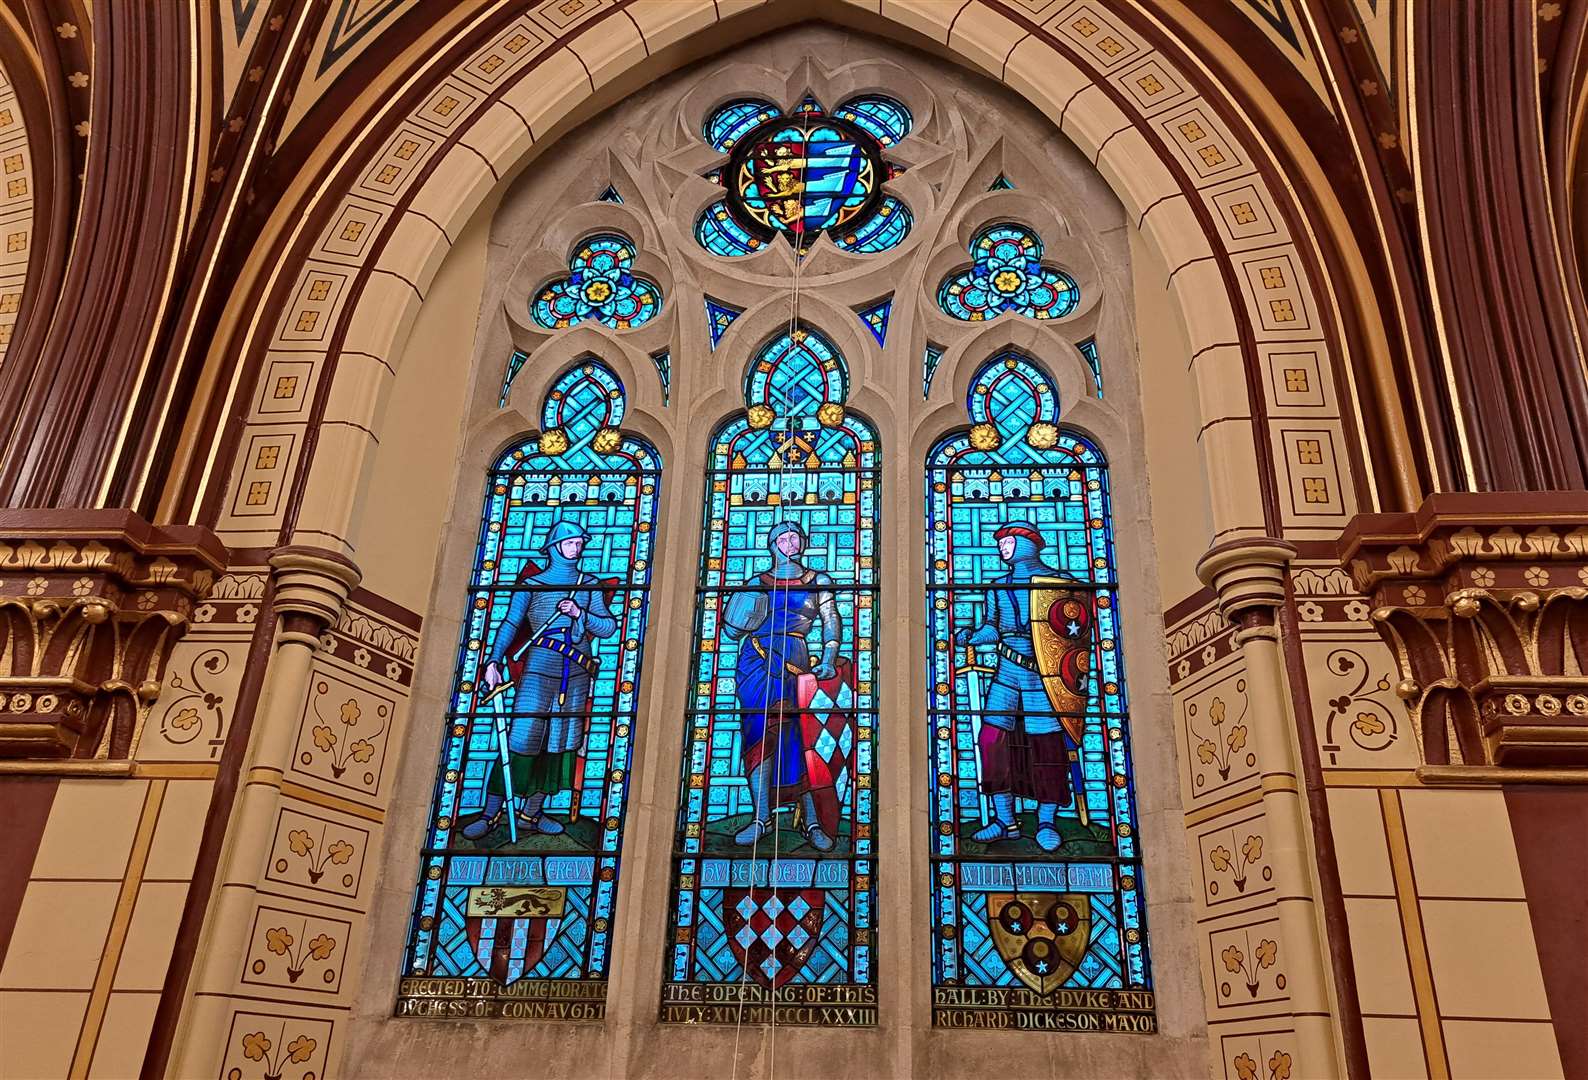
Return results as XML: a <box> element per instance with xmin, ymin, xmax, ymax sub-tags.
<box><xmin>766</xmin><ymin>520</ymin><xmax>808</xmax><ymax>554</ymax></box>
<box><xmin>992</xmin><ymin>520</ymin><xmax>1046</xmax><ymax>561</ymax></box>
<box><xmin>542</xmin><ymin>520</ymin><xmax>591</xmax><ymax>555</ymax></box>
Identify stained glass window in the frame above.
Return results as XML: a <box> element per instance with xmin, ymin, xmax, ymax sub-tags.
<box><xmin>925</xmin><ymin>352</ymin><xmax>1153</xmax><ymax>1033</ymax></box>
<box><xmin>938</xmin><ymin>224</ymin><xmax>1079</xmax><ymax>322</ymax></box>
<box><xmin>400</xmin><ymin>360</ymin><xmax>659</xmax><ymax>1020</ymax></box>
<box><xmin>923</xmin><ymin>343</ymin><xmax>946</xmax><ymax>398</ymax></box>
<box><xmin>661</xmin><ymin>325</ymin><xmax>879</xmax><ymax>1026</ymax></box>
<box><xmin>833</xmin><ymin>196</ymin><xmax>912</xmax><ymax>255</ymax></box>
<box><xmin>706</xmin><ymin>99</ymin><xmax>782</xmax><ymax>152</ymax></box>
<box><xmin>696</xmin><ymin>95</ymin><xmax>913</xmax><ymax>255</ymax></box>
<box><xmin>1079</xmin><ymin>337</ymin><xmax>1102</xmax><ymax>396</ymax></box>
<box><xmin>857</xmin><ymin>297</ymin><xmax>892</xmax><ymax>346</ymax></box>
<box><xmin>500</xmin><ymin>348</ymin><xmax>530</xmax><ymax>406</ymax></box>
<box><xmin>531</xmin><ymin>234</ymin><xmax>662</xmax><ymax>330</ymax></box>
<box><xmin>833</xmin><ymin>95</ymin><xmax>913</xmax><ymax>146</ymax></box>
<box><xmin>705</xmin><ymin>297</ymin><xmax>743</xmax><ymax>350</ymax></box>
<box><xmin>652</xmin><ymin>349</ymin><xmax>671</xmax><ymax>406</ymax></box>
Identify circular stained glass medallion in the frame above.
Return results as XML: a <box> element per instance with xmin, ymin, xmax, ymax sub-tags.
<box><xmin>725</xmin><ymin>112</ymin><xmax>884</xmax><ymax>248</ymax></box>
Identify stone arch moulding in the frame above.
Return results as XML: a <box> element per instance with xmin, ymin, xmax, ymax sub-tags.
<box><xmin>196</xmin><ymin>0</ymin><xmax>1368</xmax><ymax>559</ymax></box>
<box><xmin>167</xmin><ymin>3</ymin><xmax>1381</xmax><ymax>1079</ymax></box>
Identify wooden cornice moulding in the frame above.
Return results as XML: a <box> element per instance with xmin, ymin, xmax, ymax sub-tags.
<box><xmin>0</xmin><ymin>509</ymin><xmax>228</xmax><ymax>760</ymax></box>
<box><xmin>1339</xmin><ymin>493</ymin><xmax>1588</xmax><ymax>770</ymax></box>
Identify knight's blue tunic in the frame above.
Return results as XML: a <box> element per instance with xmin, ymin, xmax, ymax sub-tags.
<box><xmin>735</xmin><ymin>577</ymin><xmax>816</xmax><ymax>788</ymax></box>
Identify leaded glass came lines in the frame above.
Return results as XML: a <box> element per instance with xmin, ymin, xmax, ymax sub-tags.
<box><xmin>531</xmin><ymin>234</ymin><xmax>662</xmax><ymax>330</ymax></box>
<box><xmin>695</xmin><ymin>94</ymin><xmax>913</xmax><ymax>256</ymax></box>
<box><xmin>924</xmin><ymin>353</ymin><xmax>1153</xmax><ymax>1033</ymax></box>
<box><xmin>661</xmin><ymin>326</ymin><xmax>879</xmax><ymax>1027</ymax></box>
<box><xmin>938</xmin><ymin>223</ymin><xmax>1079</xmax><ymax>322</ymax></box>
<box><xmin>399</xmin><ymin>360</ymin><xmax>660</xmax><ymax>1020</ymax></box>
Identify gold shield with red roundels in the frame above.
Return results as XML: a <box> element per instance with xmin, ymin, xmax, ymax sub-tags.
<box><xmin>1029</xmin><ymin>575</ymin><xmax>1091</xmax><ymax>744</ymax></box>
<box><xmin>987</xmin><ymin>893</ymin><xmax>1091</xmax><ymax>995</ymax></box>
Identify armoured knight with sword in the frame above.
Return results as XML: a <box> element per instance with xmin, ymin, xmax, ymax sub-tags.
<box><xmin>464</xmin><ymin>521</ymin><xmax>618</xmax><ymax>843</ymax></box>
<box><xmin>955</xmin><ymin>520</ymin><xmax>1091</xmax><ymax>852</ymax></box>
<box><xmin>720</xmin><ymin>520</ymin><xmax>846</xmax><ymax>853</ymax></box>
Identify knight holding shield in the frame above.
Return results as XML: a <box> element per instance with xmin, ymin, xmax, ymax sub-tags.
<box><xmin>956</xmin><ymin>521</ymin><xmax>1091</xmax><ymax>852</ymax></box>
<box><xmin>464</xmin><ymin>521</ymin><xmax>618</xmax><ymax>842</ymax></box>
<box><xmin>719</xmin><ymin>521</ymin><xmax>847</xmax><ymax>852</ymax></box>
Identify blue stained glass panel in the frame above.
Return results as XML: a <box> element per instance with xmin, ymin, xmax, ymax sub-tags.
<box><xmin>500</xmin><ymin>348</ymin><xmax>530</xmax><ymax>406</ymax></box>
<box><xmin>834</xmin><ymin>95</ymin><xmax>913</xmax><ymax>146</ymax></box>
<box><xmin>532</xmin><ymin>234</ymin><xmax>662</xmax><ymax>330</ymax></box>
<box><xmin>924</xmin><ymin>352</ymin><xmax>1153</xmax><ymax>1032</ymax></box>
<box><xmin>400</xmin><ymin>360</ymin><xmax>661</xmax><ymax>1021</ymax></box>
<box><xmin>989</xmin><ymin>173</ymin><xmax>1016</xmax><ymax>191</ymax></box>
<box><xmin>661</xmin><ymin>326</ymin><xmax>879</xmax><ymax>1027</ymax></box>
<box><xmin>938</xmin><ymin>223</ymin><xmax>1079</xmax><ymax>323</ymax></box>
<box><xmin>923</xmin><ymin>343</ymin><xmax>945</xmax><ymax>398</ymax></box>
<box><xmin>833</xmin><ymin>196</ymin><xmax>912</xmax><ymax>255</ymax></box>
<box><xmin>597</xmin><ymin>184</ymin><xmax>623</xmax><ymax>203</ymax></box>
<box><xmin>857</xmin><ymin>298</ymin><xmax>891</xmax><ymax>346</ymax></box>
<box><xmin>696</xmin><ymin>200</ymin><xmax>767</xmax><ymax>258</ymax></box>
<box><xmin>652</xmin><ymin>349</ymin><xmax>671</xmax><ymax>406</ymax></box>
<box><xmin>705</xmin><ymin>297</ymin><xmax>743</xmax><ymax>350</ymax></box>
<box><xmin>1079</xmin><ymin>337</ymin><xmax>1102</xmax><ymax>397</ymax></box>
<box><xmin>705</xmin><ymin>98</ymin><xmax>782</xmax><ymax>152</ymax></box>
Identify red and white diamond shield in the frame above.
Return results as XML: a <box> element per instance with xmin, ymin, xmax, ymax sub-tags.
<box><xmin>725</xmin><ymin>887</ymin><xmax>825</xmax><ymax>990</ymax></box>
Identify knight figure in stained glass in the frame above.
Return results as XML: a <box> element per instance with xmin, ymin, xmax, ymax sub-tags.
<box><xmin>925</xmin><ymin>352</ymin><xmax>1153</xmax><ymax>1032</ymax></box>
<box><xmin>661</xmin><ymin>325</ymin><xmax>879</xmax><ymax>1026</ymax></box>
<box><xmin>399</xmin><ymin>359</ymin><xmax>659</xmax><ymax>1021</ymax></box>
<box><xmin>721</xmin><ymin>520</ymin><xmax>844</xmax><ymax>851</ymax></box>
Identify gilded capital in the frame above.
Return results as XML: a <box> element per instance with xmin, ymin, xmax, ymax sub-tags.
<box><xmin>268</xmin><ymin>545</ymin><xmax>362</xmax><ymax>648</ymax></box>
<box><xmin>1196</xmin><ymin>537</ymin><xmax>1298</xmax><ymax>637</ymax></box>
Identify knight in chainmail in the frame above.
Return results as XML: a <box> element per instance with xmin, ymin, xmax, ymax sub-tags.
<box><xmin>464</xmin><ymin>521</ymin><xmax>618</xmax><ymax>840</ymax></box>
<box><xmin>720</xmin><ymin>520</ymin><xmax>842</xmax><ymax>852</ymax></box>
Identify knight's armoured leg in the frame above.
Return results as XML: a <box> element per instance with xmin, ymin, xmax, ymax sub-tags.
<box><xmin>1036</xmin><ymin>802</ymin><xmax>1063</xmax><ymax>851</ymax></box>
<box><xmin>521</xmin><ymin>791</ymin><xmax>546</xmax><ymax>819</ymax></box>
<box><xmin>972</xmin><ymin>792</ymin><xmax>1020</xmax><ymax>842</ymax></box>
<box><xmin>800</xmin><ymin>792</ymin><xmax>834</xmax><ymax>851</ymax></box>
<box><xmin>462</xmin><ymin>792</ymin><xmax>505</xmax><ymax>840</ymax></box>
<box><xmin>734</xmin><ymin>763</ymin><xmax>772</xmax><ymax>845</ymax></box>
<box><xmin>526</xmin><ymin>790</ymin><xmax>565</xmax><ymax>834</ymax></box>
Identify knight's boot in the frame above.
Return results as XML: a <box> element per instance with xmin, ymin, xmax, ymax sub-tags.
<box><xmin>530</xmin><ymin>791</ymin><xmax>565</xmax><ymax>834</ymax></box>
<box><xmin>1035</xmin><ymin>803</ymin><xmax>1063</xmax><ymax>851</ymax></box>
<box><xmin>462</xmin><ymin>793</ymin><xmax>505</xmax><ymax>841</ymax></box>
<box><xmin>972</xmin><ymin>793</ymin><xmax>1020</xmax><ymax>842</ymax></box>
<box><xmin>734</xmin><ymin>764</ymin><xmax>773</xmax><ymax>846</ymax></box>
<box><xmin>800</xmin><ymin>793</ymin><xmax>835</xmax><ymax>852</ymax></box>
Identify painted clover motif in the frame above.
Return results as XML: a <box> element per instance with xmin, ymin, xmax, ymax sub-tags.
<box><xmin>937</xmin><ymin>223</ymin><xmax>1078</xmax><ymax>322</ymax></box>
<box><xmin>530</xmin><ymin>234</ymin><xmax>661</xmax><ymax>330</ymax></box>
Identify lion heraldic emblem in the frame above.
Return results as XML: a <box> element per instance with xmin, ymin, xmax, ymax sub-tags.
<box><xmin>987</xmin><ymin>893</ymin><xmax>1092</xmax><ymax>995</ymax></box>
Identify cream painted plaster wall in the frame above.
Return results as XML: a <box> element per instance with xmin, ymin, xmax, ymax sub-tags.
<box><xmin>1131</xmin><ymin>225</ymin><xmax>1212</xmax><ymax>609</ymax></box>
<box><xmin>352</xmin><ymin>195</ymin><xmax>500</xmax><ymax>613</ymax></box>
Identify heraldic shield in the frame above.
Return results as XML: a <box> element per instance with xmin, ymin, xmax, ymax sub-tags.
<box><xmin>1029</xmin><ymin>575</ymin><xmax>1092</xmax><ymax>745</ymax></box>
<box><xmin>987</xmin><ymin>893</ymin><xmax>1092</xmax><ymax>995</ymax></box>
<box><xmin>463</xmin><ymin>886</ymin><xmax>565</xmax><ymax>985</ymax></box>
<box><xmin>725</xmin><ymin>888</ymin><xmax>825</xmax><ymax>990</ymax></box>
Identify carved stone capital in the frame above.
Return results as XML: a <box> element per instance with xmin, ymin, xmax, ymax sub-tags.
<box><xmin>0</xmin><ymin>509</ymin><xmax>228</xmax><ymax>759</ymax></box>
<box><xmin>268</xmin><ymin>545</ymin><xmax>361</xmax><ymax>648</ymax></box>
<box><xmin>1339</xmin><ymin>493</ymin><xmax>1588</xmax><ymax>767</ymax></box>
<box><xmin>1196</xmin><ymin>537</ymin><xmax>1298</xmax><ymax>642</ymax></box>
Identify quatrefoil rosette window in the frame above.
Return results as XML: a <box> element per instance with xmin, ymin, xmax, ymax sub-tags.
<box><xmin>693</xmin><ymin>93</ymin><xmax>914</xmax><ymax>257</ymax></box>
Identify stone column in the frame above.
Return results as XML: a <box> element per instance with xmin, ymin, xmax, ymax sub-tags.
<box><xmin>1197</xmin><ymin>538</ymin><xmax>1342</xmax><ymax>1078</ymax></box>
<box><xmin>168</xmin><ymin>545</ymin><xmax>360</xmax><ymax>1077</ymax></box>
